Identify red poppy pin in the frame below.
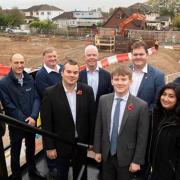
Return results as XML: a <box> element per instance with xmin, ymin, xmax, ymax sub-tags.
<box><xmin>77</xmin><ymin>90</ymin><xmax>83</xmax><ymax>96</ymax></box>
<box><xmin>127</xmin><ymin>103</ymin><xmax>134</xmax><ymax>111</ymax></box>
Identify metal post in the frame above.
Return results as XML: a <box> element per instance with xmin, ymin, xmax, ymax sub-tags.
<box><xmin>0</xmin><ymin>137</ymin><xmax>8</xmax><ymax>180</ymax></box>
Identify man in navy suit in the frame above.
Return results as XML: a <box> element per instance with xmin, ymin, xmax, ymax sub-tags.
<box><xmin>79</xmin><ymin>45</ymin><xmax>113</xmax><ymax>113</ymax></box>
<box><xmin>129</xmin><ymin>41</ymin><xmax>165</xmax><ymax>109</ymax></box>
<box><xmin>129</xmin><ymin>41</ymin><xmax>165</xmax><ymax>179</ymax></box>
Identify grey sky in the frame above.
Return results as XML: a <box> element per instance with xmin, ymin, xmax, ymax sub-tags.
<box><xmin>0</xmin><ymin>0</ymin><xmax>146</xmax><ymax>11</ymax></box>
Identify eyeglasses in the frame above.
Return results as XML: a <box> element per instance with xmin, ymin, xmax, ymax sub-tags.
<box><xmin>132</xmin><ymin>53</ymin><xmax>146</xmax><ymax>56</ymax></box>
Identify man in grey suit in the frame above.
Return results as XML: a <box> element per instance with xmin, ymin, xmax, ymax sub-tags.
<box><xmin>94</xmin><ymin>65</ymin><xmax>149</xmax><ymax>180</ymax></box>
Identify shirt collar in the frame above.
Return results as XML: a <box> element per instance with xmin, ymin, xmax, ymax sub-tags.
<box><xmin>114</xmin><ymin>91</ymin><xmax>129</xmax><ymax>101</ymax></box>
<box><xmin>132</xmin><ymin>63</ymin><xmax>148</xmax><ymax>73</ymax></box>
<box><xmin>44</xmin><ymin>64</ymin><xmax>60</xmax><ymax>73</ymax></box>
<box><xmin>86</xmin><ymin>65</ymin><xmax>99</xmax><ymax>72</ymax></box>
<box><xmin>62</xmin><ymin>82</ymin><xmax>77</xmax><ymax>93</ymax></box>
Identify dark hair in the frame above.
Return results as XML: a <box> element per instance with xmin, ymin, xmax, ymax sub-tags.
<box><xmin>62</xmin><ymin>59</ymin><xmax>79</xmax><ymax>72</ymax></box>
<box><xmin>111</xmin><ymin>64</ymin><xmax>132</xmax><ymax>80</ymax></box>
<box><xmin>42</xmin><ymin>47</ymin><xmax>56</xmax><ymax>56</ymax></box>
<box><xmin>131</xmin><ymin>41</ymin><xmax>148</xmax><ymax>54</ymax></box>
<box><xmin>155</xmin><ymin>83</ymin><xmax>180</xmax><ymax>121</ymax></box>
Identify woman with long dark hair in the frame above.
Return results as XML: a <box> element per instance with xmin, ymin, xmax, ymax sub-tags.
<box><xmin>149</xmin><ymin>83</ymin><xmax>180</xmax><ymax>180</ymax></box>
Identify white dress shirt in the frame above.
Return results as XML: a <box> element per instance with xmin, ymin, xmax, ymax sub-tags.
<box><xmin>87</xmin><ymin>66</ymin><xmax>99</xmax><ymax>100</ymax></box>
<box><xmin>44</xmin><ymin>64</ymin><xmax>60</xmax><ymax>74</ymax></box>
<box><xmin>110</xmin><ymin>92</ymin><xmax>129</xmax><ymax>139</ymax></box>
<box><xmin>130</xmin><ymin>64</ymin><xmax>148</xmax><ymax>96</ymax></box>
<box><xmin>63</xmin><ymin>83</ymin><xmax>78</xmax><ymax>137</ymax></box>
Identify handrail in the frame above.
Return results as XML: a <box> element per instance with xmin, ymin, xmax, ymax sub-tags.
<box><xmin>0</xmin><ymin>113</ymin><xmax>89</xmax><ymax>148</ymax></box>
<box><xmin>0</xmin><ymin>113</ymin><xmax>89</xmax><ymax>179</ymax></box>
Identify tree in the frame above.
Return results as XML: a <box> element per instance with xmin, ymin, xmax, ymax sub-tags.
<box><xmin>30</xmin><ymin>20</ymin><xmax>57</xmax><ymax>34</ymax></box>
<box><xmin>172</xmin><ymin>15</ymin><xmax>180</xmax><ymax>29</ymax></box>
<box><xmin>8</xmin><ymin>8</ymin><xmax>25</xmax><ymax>26</ymax></box>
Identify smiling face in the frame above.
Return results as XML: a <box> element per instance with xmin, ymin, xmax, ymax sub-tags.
<box><xmin>10</xmin><ymin>54</ymin><xmax>25</xmax><ymax>78</ymax></box>
<box><xmin>85</xmin><ymin>45</ymin><xmax>98</xmax><ymax>71</ymax></box>
<box><xmin>131</xmin><ymin>47</ymin><xmax>148</xmax><ymax>70</ymax></box>
<box><xmin>61</xmin><ymin>63</ymin><xmax>79</xmax><ymax>87</ymax></box>
<box><xmin>111</xmin><ymin>74</ymin><xmax>132</xmax><ymax>97</ymax></box>
<box><xmin>160</xmin><ymin>88</ymin><xmax>177</xmax><ymax>110</ymax></box>
<box><xmin>43</xmin><ymin>50</ymin><xmax>58</xmax><ymax>69</ymax></box>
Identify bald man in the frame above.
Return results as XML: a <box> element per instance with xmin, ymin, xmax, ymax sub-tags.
<box><xmin>0</xmin><ymin>54</ymin><xmax>45</xmax><ymax>180</ymax></box>
<box><xmin>79</xmin><ymin>45</ymin><xmax>113</xmax><ymax>114</ymax></box>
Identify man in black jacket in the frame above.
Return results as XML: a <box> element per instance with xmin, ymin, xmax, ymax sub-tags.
<box><xmin>41</xmin><ymin>59</ymin><xmax>95</xmax><ymax>180</ymax></box>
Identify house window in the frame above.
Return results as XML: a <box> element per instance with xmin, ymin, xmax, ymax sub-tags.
<box><xmin>36</xmin><ymin>12</ymin><xmax>39</xmax><ymax>15</ymax></box>
<box><xmin>47</xmin><ymin>12</ymin><xmax>51</xmax><ymax>15</ymax></box>
<box><xmin>41</xmin><ymin>12</ymin><xmax>44</xmax><ymax>15</ymax></box>
<box><xmin>89</xmin><ymin>12</ymin><xmax>93</xmax><ymax>15</ymax></box>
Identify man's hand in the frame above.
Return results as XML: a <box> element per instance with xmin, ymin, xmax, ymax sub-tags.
<box><xmin>46</xmin><ymin>149</ymin><xmax>57</xmax><ymax>159</ymax></box>
<box><xmin>25</xmin><ymin>117</ymin><xmax>36</xmax><ymax>126</ymax></box>
<box><xmin>129</xmin><ymin>162</ymin><xmax>140</xmax><ymax>173</ymax></box>
<box><xmin>94</xmin><ymin>153</ymin><xmax>102</xmax><ymax>163</ymax></box>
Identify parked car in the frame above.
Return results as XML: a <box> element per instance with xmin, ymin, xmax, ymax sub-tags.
<box><xmin>5</xmin><ymin>28</ymin><xmax>30</xmax><ymax>34</ymax></box>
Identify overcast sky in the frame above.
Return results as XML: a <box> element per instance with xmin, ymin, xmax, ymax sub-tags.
<box><xmin>0</xmin><ymin>0</ymin><xmax>146</xmax><ymax>11</ymax></box>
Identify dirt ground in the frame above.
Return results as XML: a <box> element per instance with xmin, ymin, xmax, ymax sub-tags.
<box><xmin>0</xmin><ymin>34</ymin><xmax>179</xmax><ymax>76</ymax></box>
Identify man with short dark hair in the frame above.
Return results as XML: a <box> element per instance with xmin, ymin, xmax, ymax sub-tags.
<box><xmin>130</xmin><ymin>41</ymin><xmax>165</xmax><ymax>109</ymax></box>
<box><xmin>94</xmin><ymin>65</ymin><xmax>149</xmax><ymax>180</ymax></box>
<box><xmin>41</xmin><ymin>59</ymin><xmax>95</xmax><ymax>180</ymax></box>
<box><xmin>0</xmin><ymin>54</ymin><xmax>45</xmax><ymax>180</ymax></box>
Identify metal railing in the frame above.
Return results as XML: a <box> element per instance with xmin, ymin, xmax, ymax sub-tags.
<box><xmin>0</xmin><ymin>113</ymin><xmax>88</xmax><ymax>179</ymax></box>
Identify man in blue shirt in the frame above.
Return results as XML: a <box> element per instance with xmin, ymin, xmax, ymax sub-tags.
<box><xmin>0</xmin><ymin>53</ymin><xmax>45</xmax><ymax>180</ymax></box>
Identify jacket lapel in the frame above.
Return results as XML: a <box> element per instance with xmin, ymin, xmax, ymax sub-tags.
<box><xmin>76</xmin><ymin>83</ymin><xmax>82</xmax><ymax>122</ymax></box>
<box><xmin>57</xmin><ymin>82</ymin><xmax>73</xmax><ymax>120</ymax></box>
<box><xmin>82</xmin><ymin>70</ymin><xmax>88</xmax><ymax>84</ymax></box>
<box><xmin>96</xmin><ymin>68</ymin><xmax>102</xmax><ymax>98</ymax></box>
<box><xmin>119</xmin><ymin>94</ymin><xmax>133</xmax><ymax>135</ymax></box>
<box><xmin>107</xmin><ymin>93</ymin><xmax>114</xmax><ymax>136</ymax></box>
<box><xmin>137</xmin><ymin>65</ymin><xmax>151</xmax><ymax>97</ymax></box>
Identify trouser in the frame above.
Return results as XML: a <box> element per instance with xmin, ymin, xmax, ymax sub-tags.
<box><xmin>9</xmin><ymin>127</ymin><xmax>36</xmax><ymax>179</ymax></box>
<box><xmin>102</xmin><ymin>154</ymin><xmax>131</xmax><ymax>180</ymax></box>
<box><xmin>55</xmin><ymin>144</ymin><xmax>87</xmax><ymax>180</ymax></box>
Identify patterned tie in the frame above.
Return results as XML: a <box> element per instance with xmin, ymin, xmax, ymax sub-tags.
<box><xmin>110</xmin><ymin>98</ymin><xmax>122</xmax><ymax>156</ymax></box>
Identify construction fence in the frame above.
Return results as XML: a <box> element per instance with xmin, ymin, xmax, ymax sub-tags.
<box><xmin>128</xmin><ymin>30</ymin><xmax>180</xmax><ymax>44</ymax></box>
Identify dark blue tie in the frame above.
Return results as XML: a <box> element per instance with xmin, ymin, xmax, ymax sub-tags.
<box><xmin>110</xmin><ymin>98</ymin><xmax>121</xmax><ymax>156</ymax></box>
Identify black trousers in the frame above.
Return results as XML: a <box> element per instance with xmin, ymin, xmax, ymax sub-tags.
<box><xmin>9</xmin><ymin>127</ymin><xmax>36</xmax><ymax>179</ymax></box>
<box><xmin>102</xmin><ymin>154</ymin><xmax>132</xmax><ymax>180</ymax></box>
<box><xmin>55</xmin><ymin>144</ymin><xmax>87</xmax><ymax>180</ymax></box>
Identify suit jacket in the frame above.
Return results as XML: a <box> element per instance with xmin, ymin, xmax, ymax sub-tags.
<box><xmin>41</xmin><ymin>81</ymin><xmax>95</xmax><ymax>157</ymax></box>
<box><xmin>79</xmin><ymin>68</ymin><xmax>113</xmax><ymax>109</ymax></box>
<box><xmin>129</xmin><ymin>64</ymin><xmax>165</xmax><ymax>109</ymax></box>
<box><xmin>94</xmin><ymin>93</ymin><xmax>149</xmax><ymax>167</ymax></box>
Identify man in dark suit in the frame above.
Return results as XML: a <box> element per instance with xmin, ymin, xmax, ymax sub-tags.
<box><xmin>41</xmin><ymin>59</ymin><xmax>95</xmax><ymax>180</ymax></box>
<box><xmin>94</xmin><ymin>65</ymin><xmax>149</xmax><ymax>180</ymax></box>
<box><xmin>79</xmin><ymin>45</ymin><xmax>113</xmax><ymax>112</ymax></box>
<box><xmin>129</xmin><ymin>41</ymin><xmax>165</xmax><ymax>109</ymax></box>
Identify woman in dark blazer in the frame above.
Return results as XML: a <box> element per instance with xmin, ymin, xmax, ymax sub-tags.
<box><xmin>149</xmin><ymin>83</ymin><xmax>180</xmax><ymax>180</ymax></box>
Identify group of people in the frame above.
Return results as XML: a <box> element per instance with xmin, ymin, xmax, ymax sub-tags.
<box><xmin>0</xmin><ymin>41</ymin><xmax>179</xmax><ymax>180</ymax></box>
